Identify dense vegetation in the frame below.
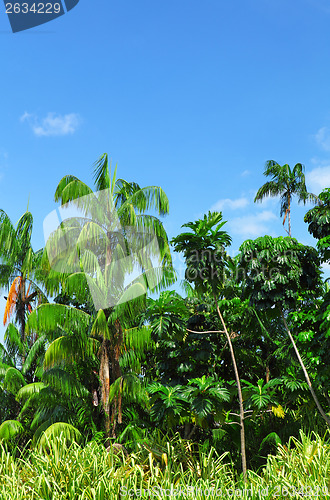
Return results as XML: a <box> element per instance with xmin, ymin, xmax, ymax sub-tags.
<box><xmin>1</xmin><ymin>155</ymin><xmax>330</xmax><ymax>497</ymax></box>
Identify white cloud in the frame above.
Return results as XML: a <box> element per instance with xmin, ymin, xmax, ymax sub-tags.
<box><xmin>315</xmin><ymin>127</ymin><xmax>330</xmax><ymax>151</ymax></box>
<box><xmin>229</xmin><ymin>210</ymin><xmax>277</xmax><ymax>238</ymax></box>
<box><xmin>210</xmin><ymin>197</ymin><xmax>249</xmax><ymax>211</ymax></box>
<box><xmin>20</xmin><ymin>111</ymin><xmax>33</xmax><ymax>122</ymax></box>
<box><xmin>20</xmin><ymin>112</ymin><xmax>81</xmax><ymax>136</ymax></box>
<box><xmin>306</xmin><ymin>166</ymin><xmax>330</xmax><ymax>193</ymax></box>
<box><xmin>241</xmin><ymin>169</ymin><xmax>251</xmax><ymax>177</ymax></box>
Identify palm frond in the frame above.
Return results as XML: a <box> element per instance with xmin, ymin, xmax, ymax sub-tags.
<box><xmin>55</xmin><ymin>175</ymin><xmax>94</xmax><ymax>204</ymax></box>
<box><xmin>43</xmin><ymin>336</ymin><xmax>98</xmax><ymax>369</ymax></box>
<box><xmin>42</xmin><ymin>368</ymin><xmax>90</xmax><ymax>399</ymax></box>
<box><xmin>22</xmin><ymin>334</ymin><xmax>47</xmax><ymax>376</ymax></box>
<box><xmin>37</xmin><ymin>422</ymin><xmax>82</xmax><ymax>450</ymax></box>
<box><xmin>0</xmin><ymin>420</ymin><xmax>24</xmax><ymax>441</ymax></box>
<box><xmin>125</xmin><ymin>185</ymin><xmax>169</xmax><ymax>216</ymax></box>
<box><xmin>27</xmin><ymin>303</ymin><xmax>91</xmax><ymax>336</ymax></box>
<box><xmin>4</xmin><ymin>322</ymin><xmax>23</xmax><ymax>355</ymax></box>
<box><xmin>123</xmin><ymin>326</ymin><xmax>152</xmax><ymax>354</ymax></box>
<box><xmin>91</xmin><ymin>309</ymin><xmax>110</xmax><ymax>340</ymax></box>
<box><xmin>254</xmin><ymin>181</ymin><xmax>282</xmax><ymax>202</ymax></box>
<box><xmin>93</xmin><ymin>153</ymin><xmax>112</xmax><ymax>192</ymax></box>
<box><xmin>16</xmin><ymin>382</ymin><xmax>45</xmax><ymax>402</ymax></box>
<box><xmin>3</xmin><ymin>367</ymin><xmax>26</xmax><ymax>393</ymax></box>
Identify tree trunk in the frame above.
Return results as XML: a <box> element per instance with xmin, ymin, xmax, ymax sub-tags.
<box><xmin>214</xmin><ymin>294</ymin><xmax>247</xmax><ymax>482</ymax></box>
<box><xmin>20</xmin><ymin>277</ymin><xmax>26</xmax><ymax>366</ymax></box>
<box><xmin>99</xmin><ymin>338</ymin><xmax>111</xmax><ymax>441</ymax></box>
<box><xmin>280</xmin><ymin>308</ymin><xmax>330</xmax><ymax>427</ymax></box>
<box><xmin>288</xmin><ymin>194</ymin><xmax>291</xmax><ymax>237</ymax></box>
<box><xmin>265</xmin><ymin>365</ymin><xmax>270</xmax><ymax>384</ymax></box>
<box><xmin>109</xmin><ymin>318</ymin><xmax>123</xmax><ymax>438</ymax></box>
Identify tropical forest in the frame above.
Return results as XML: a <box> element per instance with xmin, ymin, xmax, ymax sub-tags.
<box><xmin>0</xmin><ymin>154</ymin><xmax>330</xmax><ymax>498</ymax></box>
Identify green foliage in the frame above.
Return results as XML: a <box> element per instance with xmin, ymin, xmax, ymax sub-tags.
<box><xmin>2</xmin><ymin>155</ymin><xmax>330</xmax><ymax>483</ymax></box>
<box><xmin>148</xmin><ymin>383</ymin><xmax>189</xmax><ymax>428</ymax></box>
<box><xmin>171</xmin><ymin>211</ymin><xmax>232</xmax><ymax>295</ymax></box>
<box><xmin>0</xmin><ymin>420</ymin><xmax>24</xmax><ymax>441</ymax></box>
<box><xmin>242</xmin><ymin>378</ymin><xmax>282</xmax><ymax>410</ymax></box>
<box><xmin>0</xmin><ymin>432</ymin><xmax>329</xmax><ymax>498</ymax></box>
<box><xmin>238</xmin><ymin>236</ymin><xmax>321</xmax><ymax>310</ymax></box>
<box><xmin>37</xmin><ymin>424</ymin><xmax>82</xmax><ymax>450</ymax></box>
<box><xmin>186</xmin><ymin>376</ymin><xmax>230</xmax><ymax>426</ymax></box>
<box><xmin>305</xmin><ymin>187</ymin><xmax>330</xmax><ymax>262</ymax></box>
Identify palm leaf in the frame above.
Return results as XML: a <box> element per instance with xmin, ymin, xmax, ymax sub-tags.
<box><xmin>43</xmin><ymin>336</ymin><xmax>98</xmax><ymax>369</ymax></box>
<box><xmin>93</xmin><ymin>153</ymin><xmax>112</xmax><ymax>192</ymax></box>
<box><xmin>0</xmin><ymin>420</ymin><xmax>24</xmax><ymax>441</ymax></box>
<box><xmin>37</xmin><ymin>422</ymin><xmax>82</xmax><ymax>449</ymax></box>
<box><xmin>4</xmin><ymin>322</ymin><xmax>24</xmax><ymax>355</ymax></box>
<box><xmin>22</xmin><ymin>334</ymin><xmax>47</xmax><ymax>376</ymax></box>
<box><xmin>91</xmin><ymin>309</ymin><xmax>110</xmax><ymax>340</ymax></box>
<box><xmin>254</xmin><ymin>181</ymin><xmax>282</xmax><ymax>202</ymax></box>
<box><xmin>3</xmin><ymin>367</ymin><xmax>26</xmax><ymax>393</ymax></box>
<box><xmin>27</xmin><ymin>303</ymin><xmax>91</xmax><ymax>336</ymax></box>
<box><xmin>42</xmin><ymin>368</ymin><xmax>90</xmax><ymax>399</ymax></box>
<box><xmin>16</xmin><ymin>382</ymin><xmax>45</xmax><ymax>402</ymax></box>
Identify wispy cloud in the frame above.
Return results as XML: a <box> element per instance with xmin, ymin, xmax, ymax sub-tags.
<box><xmin>210</xmin><ymin>197</ymin><xmax>249</xmax><ymax>211</ymax></box>
<box><xmin>315</xmin><ymin>127</ymin><xmax>330</xmax><ymax>151</ymax></box>
<box><xmin>241</xmin><ymin>169</ymin><xmax>251</xmax><ymax>177</ymax></box>
<box><xmin>228</xmin><ymin>210</ymin><xmax>277</xmax><ymax>238</ymax></box>
<box><xmin>20</xmin><ymin>112</ymin><xmax>81</xmax><ymax>137</ymax></box>
<box><xmin>306</xmin><ymin>166</ymin><xmax>330</xmax><ymax>193</ymax></box>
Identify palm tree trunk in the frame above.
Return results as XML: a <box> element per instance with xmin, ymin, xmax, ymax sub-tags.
<box><xmin>109</xmin><ymin>319</ymin><xmax>123</xmax><ymax>437</ymax></box>
<box><xmin>288</xmin><ymin>194</ymin><xmax>291</xmax><ymax>237</ymax></box>
<box><xmin>20</xmin><ymin>276</ymin><xmax>26</xmax><ymax>366</ymax></box>
<box><xmin>280</xmin><ymin>308</ymin><xmax>330</xmax><ymax>426</ymax></box>
<box><xmin>99</xmin><ymin>339</ymin><xmax>111</xmax><ymax>441</ymax></box>
<box><xmin>214</xmin><ymin>294</ymin><xmax>247</xmax><ymax>482</ymax></box>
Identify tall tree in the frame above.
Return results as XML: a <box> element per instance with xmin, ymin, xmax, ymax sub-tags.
<box><xmin>0</xmin><ymin>211</ymin><xmax>45</xmax><ymax>366</ymax></box>
<box><xmin>254</xmin><ymin>161</ymin><xmax>316</xmax><ymax>236</ymax></box>
<box><xmin>42</xmin><ymin>153</ymin><xmax>175</xmax><ymax>438</ymax></box>
<box><xmin>171</xmin><ymin>211</ymin><xmax>247</xmax><ymax>481</ymax></box>
<box><xmin>238</xmin><ymin>235</ymin><xmax>330</xmax><ymax>427</ymax></box>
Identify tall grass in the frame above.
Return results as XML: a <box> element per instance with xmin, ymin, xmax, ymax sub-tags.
<box><xmin>0</xmin><ymin>430</ymin><xmax>329</xmax><ymax>499</ymax></box>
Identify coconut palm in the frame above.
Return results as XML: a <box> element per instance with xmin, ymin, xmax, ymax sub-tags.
<box><xmin>36</xmin><ymin>153</ymin><xmax>175</xmax><ymax>438</ymax></box>
<box><xmin>0</xmin><ymin>211</ymin><xmax>46</xmax><ymax>366</ymax></box>
<box><xmin>254</xmin><ymin>161</ymin><xmax>317</xmax><ymax>236</ymax></box>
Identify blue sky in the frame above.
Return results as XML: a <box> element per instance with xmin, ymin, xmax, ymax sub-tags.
<box><xmin>1</xmin><ymin>0</ymin><xmax>330</xmax><ymax>342</ymax></box>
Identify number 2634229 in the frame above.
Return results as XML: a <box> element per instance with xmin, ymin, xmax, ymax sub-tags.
<box><xmin>5</xmin><ymin>3</ymin><xmax>62</xmax><ymax>14</ymax></box>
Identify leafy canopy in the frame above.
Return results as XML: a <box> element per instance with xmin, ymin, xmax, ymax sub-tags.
<box><xmin>238</xmin><ymin>236</ymin><xmax>321</xmax><ymax>310</ymax></box>
<box><xmin>171</xmin><ymin>211</ymin><xmax>232</xmax><ymax>295</ymax></box>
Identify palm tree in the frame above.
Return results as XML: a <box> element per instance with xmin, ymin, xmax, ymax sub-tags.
<box><xmin>0</xmin><ymin>211</ymin><xmax>46</xmax><ymax>365</ymax></box>
<box><xmin>254</xmin><ymin>161</ymin><xmax>317</xmax><ymax>236</ymax></box>
<box><xmin>39</xmin><ymin>153</ymin><xmax>175</xmax><ymax>438</ymax></box>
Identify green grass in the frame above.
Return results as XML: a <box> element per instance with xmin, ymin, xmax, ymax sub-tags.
<box><xmin>0</xmin><ymin>431</ymin><xmax>329</xmax><ymax>499</ymax></box>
